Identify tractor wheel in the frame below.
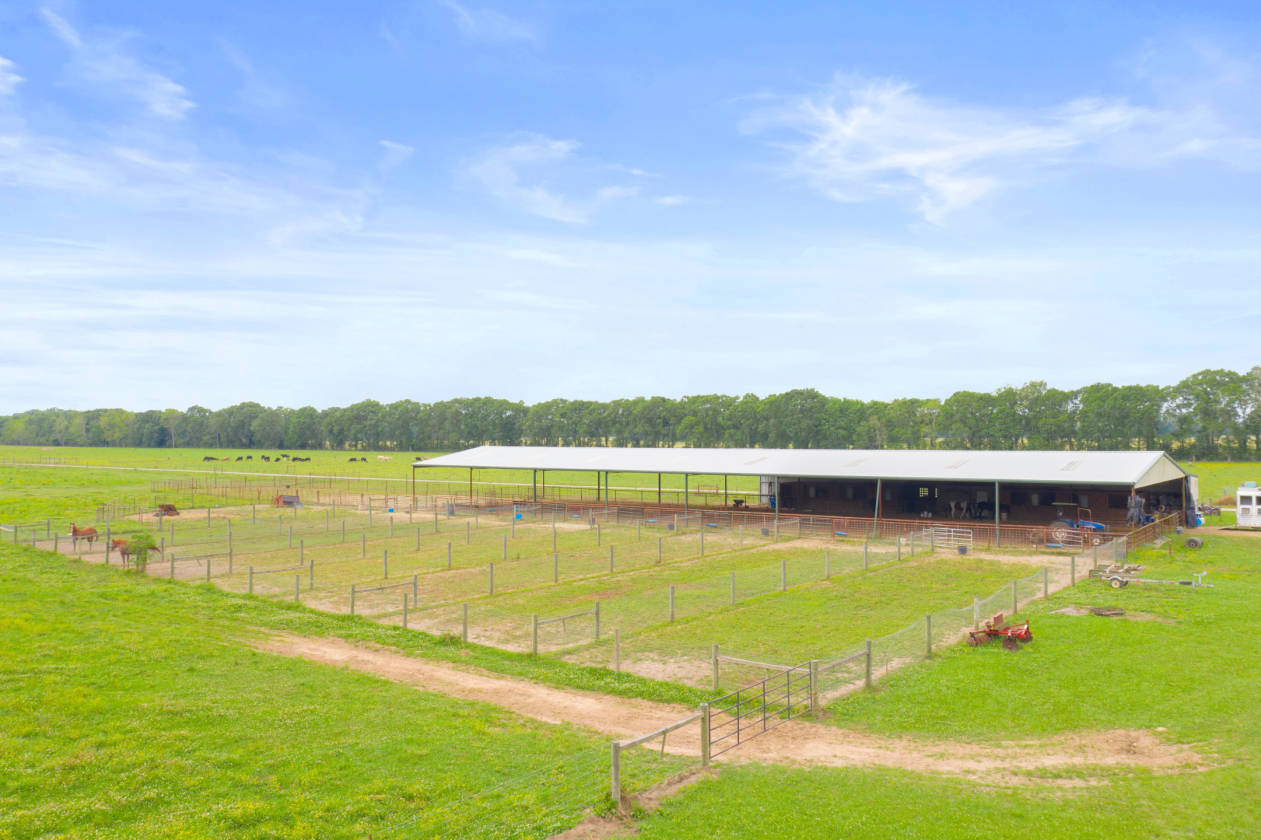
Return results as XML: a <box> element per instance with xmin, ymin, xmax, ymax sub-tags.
<box><xmin>1109</xmin><ymin>577</ymin><xmax>1126</xmax><ymax>589</ymax></box>
<box><xmin>1185</xmin><ymin>537</ymin><xmax>1204</xmax><ymax>550</ymax></box>
<box><xmin>1049</xmin><ymin>526</ymin><xmax>1071</xmax><ymax>544</ymax></box>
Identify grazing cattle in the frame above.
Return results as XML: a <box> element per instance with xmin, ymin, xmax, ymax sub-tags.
<box><xmin>261</xmin><ymin>455</ymin><xmax>270</xmax><ymax>462</ymax></box>
<box><xmin>69</xmin><ymin>523</ymin><xmax>99</xmax><ymax>548</ymax></box>
<box><xmin>235</xmin><ymin>456</ymin><xmax>243</xmax><ymax>461</ymax></box>
<box><xmin>245</xmin><ymin>455</ymin><xmax>253</xmax><ymax>461</ymax></box>
<box><xmin>202</xmin><ymin>455</ymin><xmax>217</xmax><ymax>462</ymax></box>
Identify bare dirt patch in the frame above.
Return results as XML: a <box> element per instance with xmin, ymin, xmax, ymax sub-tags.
<box><xmin>1052</xmin><ymin>605</ymin><xmax>1177</xmax><ymax>624</ymax></box>
<box><xmin>253</xmin><ymin>633</ymin><xmax>1205</xmax><ymax>786</ymax></box>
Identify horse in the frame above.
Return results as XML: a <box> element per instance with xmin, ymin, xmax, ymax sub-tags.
<box><xmin>202</xmin><ymin>455</ymin><xmax>217</xmax><ymax>462</ymax></box>
<box><xmin>69</xmin><ymin>523</ymin><xmax>99</xmax><ymax>548</ymax></box>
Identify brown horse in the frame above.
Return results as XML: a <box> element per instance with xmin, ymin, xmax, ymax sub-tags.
<box><xmin>69</xmin><ymin>523</ymin><xmax>98</xmax><ymax>549</ymax></box>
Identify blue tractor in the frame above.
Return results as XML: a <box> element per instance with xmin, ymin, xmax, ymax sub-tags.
<box><xmin>1048</xmin><ymin>503</ymin><xmax>1108</xmax><ymax>546</ymax></box>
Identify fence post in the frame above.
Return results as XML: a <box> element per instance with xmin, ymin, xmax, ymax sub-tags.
<box><xmin>863</xmin><ymin>541</ymin><xmax>869</xmax><ymax>570</ymax></box>
<box><xmin>864</xmin><ymin>640</ymin><xmax>873</xmax><ymax>689</ymax></box>
<box><xmin>910</xmin><ymin>531</ymin><xmax>915</xmax><ymax>556</ymax></box>
<box><xmin>781</xmin><ymin>559</ymin><xmax>787</xmax><ymax>591</ymax></box>
<box><xmin>730</xmin><ymin>571</ymin><xmax>736</xmax><ymax>605</ymax></box>
<box><xmin>973</xmin><ymin>595</ymin><xmax>980</xmax><ymax>628</ymax></box>
<box><xmin>597</xmin><ymin>524</ymin><xmax>601</xmax><ymax>546</ymax></box>
<box><xmin>897</xmin><ymin>535</ymin><xmax>902</xmax><ymax>562</ymax></box>
<box><xmin>249</xmin><ymin>566</ymin><xmax>254</xmax><ymax>594</ymax></box>
<box><xmin>700</xmin><ymin>528</ymin><xmax>705</xmax><ymax>555</ymax></box>
<box><xmin>390</xmin><ymin>515</ymin><xmax>394</xmax><ymax>539</ymax></box>
<box><xmin>669</xmin><ymin>585</ymin><xmax>675</xmax><ymax>621</ymax></box>
<box><xmin>383</xmin><ymin>549</ymin><xmax>389</xmax><ymax>578</ymax></box>
<box><xmin>462</xmin><ymin>603</ymin><xmax>469</xmax><ymax>642</ymax></box>
<box><xmin>637</xmin><ymin>521</ymin><xmax>641</xmax><ymax>541</ymax></box>
<box><xmin>531</xmin><ymin>614</ymin><xmax>539</xmax><ymax>655</ymax></box>
<box><xmin>1011</xmin><ymin>579</ymin><xmax>1018</xmax><ymax>615</ymax></box>
<box><xmin>300</xmin><ymin>539</ymin><xmax>304</xmax><ymax>566</ymax></box>
<box><xmin>205</xmin><ymin>556</ymin><xmax>211</xmax><ymax>582</ymax></box>
<box><xmin>104</xmin><ymin>525</ymin><xmax>111</xmax><ymax>564</ymax></box>
<box><xmin>1043</xmin><ymin>567</ymin><xmax>1049</xmax><ymax>599</ymax></box>
<box><xmin>295</xmin><ymin>575</ymin><xmax>301</xmax><ymax>603</ymax></box>
<box><xmin>342</xmin><ymin>520</ymin><xmax>346</xmax><ymax>543</ymax></box>
<box><xmin>552</xmin><ymin>552</ymin><xmax>559</xmax><ymax>584</ymax></box>
<box><xmin>1070</xmin><ymin>554</ymin><xmax>1077</xmax><ymax>586</ymax></box>
<box><xmin>309</xmin><ymin>553</ymin><xmax>315</xmax><ymax>590</ymax></box>
<box><xmin>402</xmin><ymin>594</ymin><xmax>408</xmax><ymax>628</ymax></box>
<box><xmin>925</xmin><ymin>614</ymin><xmax>932</xmax><ymax>659</ymax></box>
<box><xmin>1093</xmin><ymin>543</ymin><xmax>1098</xmax><ymax>567</ymax></box>
<box><xmin>502</xmin><ymin>534</ymin><xmax>507</xmax><ymax>561</ymax></box>
<box><xmin>657</xmin><ymin>536</ymin><xmax>662</xmax><ymax>564</ymax></box>
<box><xmin>712</xmin><ymin>644</ymin><xmax>720</xmax><ymax>690</ymax></box>
<box><xmin>825</xmin><ymin>550</ymin><xmax>831</xmax><ymax>580</ymax></box>
<box><xmin>412</xmin><ymin>573</ymin><xmax>418</xmax><ymax>603</ymax></box>
<box><xmin>350</xmin><ymin>584</ymin><xmax>356</xmax><ymax>616</ymax></box>
<box><xmin>169</xmin><ymin>548</ymin><xmax>175</xmax><ymax>579</ymax></box>
<box><xmin>810</xmin><ymin>659</ymin><xmax>820</xmax><ymax>713</ymax></box>
<box><xmin>614</xmin><ymin>629</ymin><xmax>621</xmax><ymax>672</ymax></box>
<box><xmin>700</xmin><ymin>702</ymin><xmax>712</xmax><ymax>766</ymax></box>
<box><xmin>610</xmin><ymin>741</ymin><xmax>622</xmax><ymax>807</ymax></box>
<box><xmin>594</xmin><ymin>601</ymin><xmax>601</xmax><ymax>640</ymax></box>
<box><xmin>930</xmin><ymin>528</ymin><xmax>935</xmax><ymax>552</ymax></box>
<box><xmin>466</xmin><ymin>522</ymin><xmax>470</xmax><ymax>545</ymax></box>
<box><xmin>288</xmin><ymin>525</ymin><xmax>293</xmax><ymax>548</ymax></box>
<box><xmin>488</xmin><ymin>562</ymin><xmax>494</xmax><ymax>595</ymax></box>
<box><xmin>739</xmin><ymin>523</ymin><xmax>743</xmax><ymax>547</ymax></box>
<box><xmin>447</xmin><ymin>541</ymin><xmax>453</xmax><ymax>570</ymax></box>
<box><xmin>326</xmin><ymin>508</ymin><xmax>330</xmax><ymax>531</ymax></box>
<box><xmin>361</xmin><ymin>532</ymin><xmax>366</xmax><ymax>558</ymax></box>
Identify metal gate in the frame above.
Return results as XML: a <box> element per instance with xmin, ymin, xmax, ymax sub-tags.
<box><xmin>931</xmin><ymin>526</ymin><xmax>974</xmax><ymax>550</ymax></box>
<box><xmin>708</xmin><ymin>663</ymin><xmax>812</xmax><ymax>758</ymax></box>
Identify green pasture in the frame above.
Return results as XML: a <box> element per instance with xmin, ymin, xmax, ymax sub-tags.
<box><xmin>630</xmin><ymin>534</ymin><xmax>1261</xmax><ymax>839</ymax></box>
<box><xmin>0</xmin><ymin>543</ymin><xmax>693</xmax><ymax>840</ymax></box>
<box><xmin>1185</xmin><ymin>461</ymin><xmax>1261</xmax><ymax>503</ymax></box>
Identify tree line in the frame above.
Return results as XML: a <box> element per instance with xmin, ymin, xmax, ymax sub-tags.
<box><xmin>2</xmin><ymin>368</ymin><xmax>1259</xmax><ymax>460</ymax></box>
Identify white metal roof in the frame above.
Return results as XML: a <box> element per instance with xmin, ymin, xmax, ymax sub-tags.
<box><xmin>415</xmin><ymin>446</ymin><xmax>1185</xmax><ymax>488</ymax></box>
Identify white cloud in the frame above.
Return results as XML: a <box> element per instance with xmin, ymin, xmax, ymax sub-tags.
<box><xmin>378</xmin><ymin>139</ymin><xmax>414</xmax><ymax>171</ymax></box>
<box><xmin>468</xmin><ymin>134</ymin><xmax>637</xmax><ymax>223</ymax></box>
<box><xmin>40</xmin><ymin>7</ymin><xmax>195</xmax><ymax>119</ymax></box>
<box><xmin>747</xmin><ymin>74</ymin><xmax>1261</xmax><ymax>222</ymax></box>
<box><xmin>439</xmin><ymin>0</ymin><xmax>538</xmax><ymax>45</ymax></box>
<box><xmin>0</xmin><ymin>57</ymin><xmax>23</xmax><ymax>96</ymax></box>
<box><xmin>655</xmin><ymin>195</ymin><xmax>691</xmax><ymax>206</ymax></box>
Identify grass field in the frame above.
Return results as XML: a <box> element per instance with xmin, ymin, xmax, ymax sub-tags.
<box><xmin>630</xmin><ymin>534</ymin><xmax>1261</xmax><ymax>839</ymax></box>
<box><xmin>1186</xmin><ymin>461</ymin><xmax>1261</xmax><ymax>503</ymax></box>
<box><xmin>5</xmin><ymin>452</ymin><xmax>1260</xmax><ymax>838</ymax></box>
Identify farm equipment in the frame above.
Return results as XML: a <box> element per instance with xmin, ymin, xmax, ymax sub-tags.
<box><xmin>1088</xmin><ymin>564</ymin><xmax>1212</xmax><ymax>589</ymax></box>
<box><xmin>154</xmin><ymin>503</ymin><xmax>180</xmax><ymax>520</ymax></box>
<box><xmin>967</xmin><ymin>613</ymin><xmax>1033</xmax><ymax>651</ymax></box>
<box><xmin>1048</xmin><ymin>503</ymin><xmax>1108</xmax><ymax>546</ymax></box>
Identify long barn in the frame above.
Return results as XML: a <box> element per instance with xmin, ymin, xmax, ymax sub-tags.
<box><xmin>413</xmin><ymin>446</ymin><xmax>1195</xmax><ymax>534</ymax></box>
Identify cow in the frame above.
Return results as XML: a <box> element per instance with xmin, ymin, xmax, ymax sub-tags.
<box><xmin>245</xmin><ymin>455</ymin><xmax>253</xmax><ymax>461</ymax></box>
<box><xmin>69</xmin><ymin>523</ymin><xmax>99</xmax><ymax>548</ymax></box>
<box><xmin>202</xmin><ymin>455</ymin><xmax>217</xmax><ymax>462</ymax></box>
<box><xmin>235</xmin><ymin>456</ymin><xmax>243</xmax><ymax>461</ymax></box>
<box><xmin>261</xmin><ymin>455</ymin><xmax>271</xmax><ymax>462</ymax></box>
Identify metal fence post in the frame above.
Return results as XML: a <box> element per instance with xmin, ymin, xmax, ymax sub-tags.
<box><xmin>488</xmin><ymin>562</ymin><xmax>494</xmax><ymax>595</ymax></box>
<box><xmin>1093</xmin><ymin>543</ymin><xmax>1098</xmax><ymax>567</ymax></box>
<box><xmin>700</xmin><ymin>703</ymin><xmax>711</xmax><ymax>767</ymax></box>
<box><xmin>462</xmin><ymin>603</ymin><xmax>469</xmax><ymax>642</ymax></box>
<box><xmin>712</xmin><ymin>644</ymin><xmax>720</xmax><ymax>690</ymax></box>
<box><xmin>309</xmin><ymin>553</ymin><xmax>315</xmax><ymax>590</ymax></box>
<box><xmin>614</xmin><ymin>629</ymin><xmax>621</xmax><ymax>672</ymax></box>
<box><xmin>864</xmin><ymin>640</ymin><xmax>873</xmax><ymax>690</ymax></box>
<box><xmin>810</xmin><ymin>660</ymin><xmax>820</xmax><ymax>713</ymax></box>
<box><xmin>466</xmin><ymin>521</ymin><xmax>470</xmax><ymax>545</ymax></box>
<box><xmin>610</xmin><ymin>741</ymin><xmax>622</xmax><ymax>806</ymax></box>
<box><xmin>594</xmin><ymin>601</ymin><xmax>601</xmax><ymax>640</ymax></box>
<box><xmin>781</xmin><ymin>559</ymin><xmax>787</xmax><ymax>591</ymax></box>
<box><xmin>925</xmin><ymin>614</ymin><xmax>932</xmax><ymax>659</ymax></box>
<box><xmin>1043</xmin><ymin>566</ymin><xmax>1050</xmax><ymax>599</ymax></box>
<box><xmin>531</xmin><ymin>614</ymin><xmax>539</xmax><ymax>655</ymax></box>
<box><xmin>669</xmin><ymin>585</ymin><xmax>675</xmax><ymax>621</ymax></box>
<box><xmin>342</xmin><ymin>520</ymin><xmax>346</xmax><ymax>543</ymax></box>
<box><xmin>730</xmin><ymin>571</ymin><xmax>736</xmax><ymax>605</ymax></box>
<box><xmin>1011</xmin><ymin>579</ymin><xmax>1018</xmax><ymax>615</ymax></box>
<box><xmin>350</xmin><ymin>584</ymin><xmax>356</xmax><ymax>616</ymax></box>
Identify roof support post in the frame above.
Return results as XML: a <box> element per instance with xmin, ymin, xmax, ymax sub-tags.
<box><xmin>994</xmin><ymin>480</ymin><xmax>1001</xmax><ymax>546</ymax></box>
<box><xmin>468</xmin><ymin>467</ymin><xmax>473</xmax><ymax>503</ymax></box>
<box><xmin>684</xmin><ymin>473</ymin><xmax>689</xmax><ymax>513</ymax></box>
<box><xmin>872</xmin><ymin>478</ymin><xmax>882</xmax><ymax>539</ymax></box>
<box><xmin>532</xmin><ymin>469</ymin><xmax>537</xmax><ymax>503</ymax></box>
<box><xmin>773</xmin><ymin>475</ymin><xmax>780</xmax><ymax>535</ymax></box>
<box><xmin>605</xmin><ymin>472</ymin><xmax>610</xmax><ymax>510</ymax></box>
<box><xmin>657</xmin><ymin>473</ymin><xmax>661</xmax><ymax>504</ymax></box>
<box><xmin>542</xmin><ymin>470</ymin><xmax>546</xmax><ymax>500</ymax></box>
<box><xmin>724</xmin><ymin>474</ymin><xmax>728</xmax><ymax>508</ymax></box>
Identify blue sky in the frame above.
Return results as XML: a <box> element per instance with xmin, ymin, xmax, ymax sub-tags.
<box><xmin>1</xmin><ymin>1</ymin><xmax>1258</xmax><ymax>413</ymax></box>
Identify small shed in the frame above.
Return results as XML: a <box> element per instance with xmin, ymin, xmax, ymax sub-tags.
<box><xmin>273</xmin><ymin>494</ymin><xmax>301</xmax><ymax>508</ymax></box>
<box><xmin>1238</xmin><ymin>483</ymin><xmax>1260</xmax><ymax>528</ymax></box>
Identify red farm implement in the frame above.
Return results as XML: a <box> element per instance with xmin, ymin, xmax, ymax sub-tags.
<box><xmin>967</xmin><ymin>613</ymin><xmax>1033</xmax><ymax>651</ymax></box>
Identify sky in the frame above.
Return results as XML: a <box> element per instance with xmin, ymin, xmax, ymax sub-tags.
<box><xmin>1</xmin><ymin>0</ymin><xmax>1259</xmax><ymax>413</ymax></box>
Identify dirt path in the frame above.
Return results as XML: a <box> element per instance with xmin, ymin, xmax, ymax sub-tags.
<box><xmin>256</xmin><ymin>633</ymin><xmax>1204</xmax><ymax>785</ymax></box>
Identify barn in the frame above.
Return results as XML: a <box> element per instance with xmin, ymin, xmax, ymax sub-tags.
<box><xmin>413</xmin><ymin>447</ymin><xmax>1195</xmax><ymax>536</ymax></box>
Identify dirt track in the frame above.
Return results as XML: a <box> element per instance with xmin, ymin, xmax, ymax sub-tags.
<box><xmin>256</xmin><ymin>633</ymin><xmax>1204</xmax><ymax>785</ymax></box>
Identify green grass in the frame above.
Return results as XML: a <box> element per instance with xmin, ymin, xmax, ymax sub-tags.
<box><xmin>1184</xmin><ymin>461</ymin><xmax>1261</xmax><ymax>503</ymax></box>
<box><xmin>628</xmin><ymin>534</ymin><xmax>1261</xmax><ymax>839</ymax></box>
<box><xmin>0</xmin><ymin>544</ymin><xmax>691</xmax><ymax>839</ymax></box>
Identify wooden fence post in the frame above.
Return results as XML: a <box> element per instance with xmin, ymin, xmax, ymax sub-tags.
<box><xmin>925</xmin><ymin>614</ymin><xmax>932</xmax><ymax>659</ymax></box>
<box><xmin>614</xmin><ymin>629</ymin><xmax>621</xmax><ymax>672</ymax></box>
<box><xmin>781</xmin><ymin>559</ymin><xmax>787</xmax><ymax>591</ymax></box>
<box><xmin>610</xmin><ymin>742</ymin><xmax>621</xmax><ymax>806</ymax></box>
<box><xmin>447</xmin><ymin>542</ymin><xmax>453</xmax><ymax>570</ymax></box>
<box><xmin>825</xmin><ymin>550</ymin><xmax>830</xmax><ymax>580</ymax></box>
<box><xmin>350</xmin><ymin>584</ymin><xmax>356</xmax><ymax>616</ymax></box>
<box><xmin>700</xmin><ymin>703</ymin><xmax>711</xmax><ymax>766</ymax></box>
<box><xmin>712</xmin><ymin>643</ymin><xmax>720</xmax><ymax>690</ymax></box>
<box><xmin>863</xmin><ymin>541</ymin><xmax>869</xmax><ymax>570</ymax></box>
<box><xmin>553</xmin><ymin>553</ymin><xmax>559</xmax><ymax>584</ymax></box>
<box><xmin>488</xmin><ymin>562</ymin><xmax>494</xmax><ymax>595</ymax></box>
<box><xmin>669</xmin><ymin>585</ymin><xmax>675</xmax><ymax>621</ymax></box>
<box><xmin>864</xmin><ymin>640</ymin><xmax>873</xmax><ymax>690</ymax></box>
<box><xmin>608</xmin><ymin>545</ymin><xmax>614</xmax><ymax>573</ymax></box>
<box><xmin>462</xmin><ymin>603</ymin><xmax>469</xmax><ymax>642</ymax></box>
<box><xmin>412</xmin><ymin>573</ymin><xmax>418</xmax><ymax>603</ymax></box>
<box><xmin>810</xmin><ymin>660</ymin><xmax>820</xmax><ymax>713</ymax></box>
<box><xmin>1070</xmin><ymin>554</ymin><xmax>1077</xmax><ymax>585</ymax></box>
<box><xmin>730</xmin><ymin>571</ymin><xmax>736</xmax><ymax>605</ymax></box>
<box><xmin>594</xmin><ymin>601</ymin><xmax>600</xmax><ymax>640</ymax></box>
<box><xmin>531</xmin><ymin>614</ymin><xmax>539</xmax><ymax>655</ymax></box>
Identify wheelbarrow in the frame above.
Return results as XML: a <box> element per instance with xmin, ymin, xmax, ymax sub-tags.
<box><xmin>967</xmin><ymin>613</ymin><xmax>1033</xmax><ymax>651</ymax></box>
